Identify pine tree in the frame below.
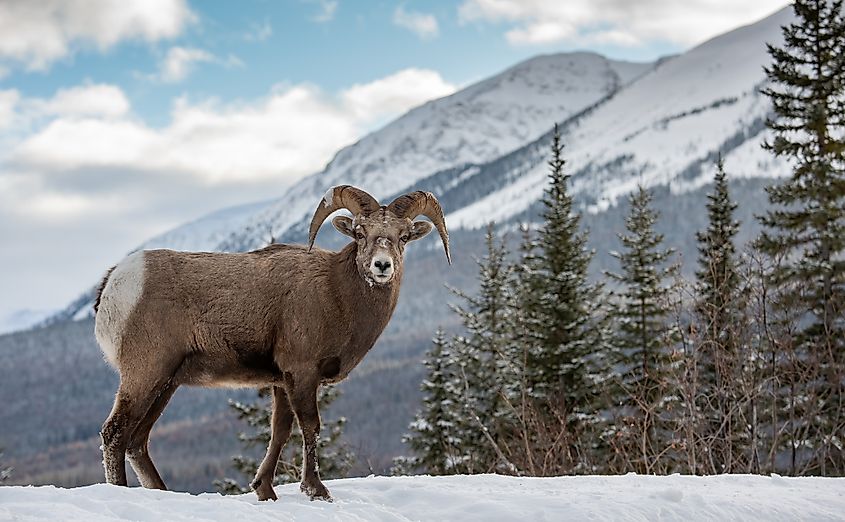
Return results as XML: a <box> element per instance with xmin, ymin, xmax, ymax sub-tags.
<box><xmin>694</xmin><ymin>157</ymin><xmax>743</xmax><ymax>473</ymax></box>
<box><xmin>0</xmin><ymin>447</ymin><xmax>11</xmax><ymax>484</ymax></box>
<box><xmin>215</xmin><ymin>386</ymin><xmax>354</xmax><ymax>494</ymax></box>
<box><xmin>697</xmin><ymin>157</ymin><xmax>740</xmax><ymax>328</ymax></box>
<box><xmin>759</xmin><ymin>0</ymin><xmax>845</xmax><ymax>474</ymax></box>
<box><xmin>396</xmin><ymin>329</ymin><xmax>467</xmax><ymax>475</ymax></box>
<box><xmin>605</xmin><ymin>185</ymin><xmax>678</xmax><ymax>474</ymax></box>
<box><xmin>526</xmin><ymin>124</ymin><xmax>605</xmax><ymax>432</ymax></box>
<box><xmin>507</xmin><ymin>224</ymin><xmax>540</xmax><ymax>407</ymax></box>
<box><xmin>449</xmin><ymin>223</ymin><xmax>515</xmax><ymax>472</ymax></box>
<box><xmin>499</xmin><ymin>222</ymin><xmax>584</xmax><ymax>476</ymax></box>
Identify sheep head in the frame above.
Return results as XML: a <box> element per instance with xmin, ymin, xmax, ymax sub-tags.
<box><xmin>309</xmin><ymin>186</ymin><xmax>450</xmax><ymax>285</ymax></box>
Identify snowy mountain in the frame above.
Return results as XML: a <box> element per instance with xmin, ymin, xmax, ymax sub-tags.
<box><xmin>40</xmin><ymin>5</ymin><xmax>792</xmax><ymax>326</ymax></box>
<box><xmin>213</xmin><ymin>52</ymin><xmax>652</xmax><ymax>252</ymax></box>
<box><xmin>2</xmin><ymin>474</ymin><xmax>843</xmax><ymax>521</ymax></box>
<box><xmin>44</xmin><ymin>52</ymin><xmax>652</xmax><ymax>325</ymax></box>
<box><xmin>447</xmin><ymin>6</ymin><xmax>793</xmax><ymax>228</ymax></box>
<box><xmin>138</xmin><ymin>198</ymin><xmax>277</xmax><ymax>253</ymax></box>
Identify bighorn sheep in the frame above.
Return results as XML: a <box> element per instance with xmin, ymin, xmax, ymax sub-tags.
<box><xmin>94</xmin><ymin>186</ymin><xmax>450</xmax><ymax>501</ymax></box>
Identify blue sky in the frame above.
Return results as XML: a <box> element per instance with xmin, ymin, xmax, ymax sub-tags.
<box><xmin>2</xmin><ymin>1</ymin><xmax>689</xmax><ymax>127</ymax></box>
<box><xmin>0</xmin><ymin>0</ymin><xmax>788</xmax><ymax>323</ymax></box>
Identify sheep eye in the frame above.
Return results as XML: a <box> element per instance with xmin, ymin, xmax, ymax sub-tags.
<box><xmin>355</xmin><ymin>229</ymin><xmax>365</xmax><ymax>240</ymax></box>
<box><xmin>399</xmin><ymin>234</ymin><xmax>409</xmax><ymax>243</ymax></box>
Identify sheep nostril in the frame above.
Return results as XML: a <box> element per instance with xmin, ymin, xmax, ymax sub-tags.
<box><xmin>374</xmin><ymin>260</ymin><xmax>392</xmax><ymax>273</ymax></box>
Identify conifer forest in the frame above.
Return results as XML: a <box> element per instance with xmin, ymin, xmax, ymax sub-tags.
<box><xmin>217</xmin><ymin>0</ymin><xmax>845</xmax><ymax>486</ymax></box>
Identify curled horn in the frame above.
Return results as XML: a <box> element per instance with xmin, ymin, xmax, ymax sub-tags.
<box><xmin>387</xmin><ymin>191</ymin><xmax>451</xmax><ymax>264</ymax></box>
<box><xmin>308</xmin><ymin>185</ymin><xmax>380</xmax><ymax>250</ymax></box>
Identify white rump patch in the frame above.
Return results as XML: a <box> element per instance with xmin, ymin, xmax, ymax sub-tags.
<box><xmin>323</xmin><ymin>187</ymin><xmax>335</xmax><ymax>208</ymax></box>
<box><xmin>94</xmin><ymin>251</ymin><xmax>145</xmax><ymax>367</ymax></box>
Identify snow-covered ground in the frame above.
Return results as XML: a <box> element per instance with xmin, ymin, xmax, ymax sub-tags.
<box><xmin>1</xmin><ymin>474</ymin><xmax>843</xmax><ymax>521</ymax></box>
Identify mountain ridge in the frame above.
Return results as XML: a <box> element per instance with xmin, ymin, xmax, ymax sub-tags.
<box><xmin>45</xmin><ymin>51</ymin><xmax>655</xmax><ymax>325</ymax></box>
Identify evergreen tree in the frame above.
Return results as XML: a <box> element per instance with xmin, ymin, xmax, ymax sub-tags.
<box><xmin>396</xmin><ymin>329</ymin><xmax>467</xmax><ymax>475</ymax></box>
<box><xmin>0</xmin><ymin>447</ymin><xmax>11</xmax><ymax>484</ymax></box>
<box><xmin>605</xmin><ymin>185</ymin><xmax>678</xmax><ymax>474</ymax></box>
<box><xmin>759</xmin><ymin>0</ymin><xmax>845</xmax><ymax>474</ymax></box>
<box><xmin>506</xmin><ymin>224</ymin><xmax>540</xmax><ymax>407</ymax></box>
<box><xmin>215</xmin><ymin>386</ymin><xmax>353</xmax><ymax>494</ymax></box>
<box><xmin>449</xmin><ymin>223</ymin><xmax>515</xmax><ymax>472</ymax></box>
<box><xmin>694</xmin><ymin>157</ymin><xmax>743</xmax><ymax>473</ymax></box>
<box><xmin>525</xmin><ymin>124</ymin><xmax>605</xmax><ymax>433</ymax></box>
<box><xmin>500</xmin><ymin>222</ymin><xmax>586</xmax><ymax>476</ymax></box>
<box><xmin>697</xmin><ymin>157</ymin><xmax>740</xmax><ymax>327</ymax></box>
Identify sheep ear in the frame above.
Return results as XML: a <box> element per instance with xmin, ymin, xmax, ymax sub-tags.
<box><xmin>408</xmin><ymin>220</ymin><xmax>433</xmax><ymax>242</ymax></box>
<box><xmin>332</xmin><ymin>215</ymin><xmax>355</xmax><ymax>238</ymax></box>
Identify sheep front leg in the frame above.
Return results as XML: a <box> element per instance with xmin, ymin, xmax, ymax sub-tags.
<box><xmin>251</xmin><ymin>386</ymin><xmax>295</xmax><ymax>501</ymax></box>
<box><xmin>290</xmin><ymin>379</ymin><xmax>331</xmax><ymax>502</ymax></box>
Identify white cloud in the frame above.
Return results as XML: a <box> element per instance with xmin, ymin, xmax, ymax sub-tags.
<box><xmin>15</xmin><ymin>118</ymin><xmax>157</xmax><ymax>171</ymax></box>
<box><xmin>342</xmin><ymin>68</ymin><xmax>455</xmax><ymax>123</ymax></box>
<box><xmin>148</xmin><ymin>47</ymin><xmax>244</xmax><ymax>83</ymax></box>
<box><xmin>0</xmin><ymin>69</ymin><xmax>457</xmax><ymax>310</ymax></box>
<box><xmin>312</xmin><ymin>0</ymin><xmax>338</xmax><ymax>23</ymax></box>
<box><xmin>6</xmin><ymin>68</ymin><xmax>456</xmax><ymax>185</ymax></box>
<box><xmin>0</xmin><ymin>85</ymin><xmax>129</xmax><ymax>150</ymax></box>
<box><xmin>31</xmin><ymin>84</ymin><xmax>130</xmax><ymax>118</ymax></box>
<box><xmin>27</xmin><ymin>192</ymin><xmax>100</xmax><ymax>220</ymax></box>
<box><xmin>458</xmin><ymin>0</ymin><xmax>789</xmax><ymax>47</ymax></box>
<box><xmin>158</xmin><ymin>46</ymin><xmax>215</xmax><ymax>83</ymax></box>
<box><xmin>0</xmin><ymin>0</ymin><xmax>194</xmax><ymax>71</ymax></box>
<box><xmin>0</xmin><ymin>69</ymin><xmax>456</xmax><ymax>316</ymax></box>
<box><xmin>393</xmin><ymin>6</ymin><xmax>439</xmax><ymax>40</ymax></box>
<box><xmin>244</xmin><ymin>19</ymin><xmax>273</xmax><ymax>42</ymax></box>
<box><xmin>0</xmin><ymin>90</ymin><xmax>20</xmax><ymax>130</ymax></box>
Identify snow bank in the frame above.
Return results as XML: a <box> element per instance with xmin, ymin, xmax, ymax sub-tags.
<box><xmin>1</xmin><ymin>474</ymin><xmax>843</xmax><ymax>521</ymax></box>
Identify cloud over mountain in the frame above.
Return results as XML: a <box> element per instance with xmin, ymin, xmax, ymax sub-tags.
<box><xmin>458</xmin><ymin>0</ymin><xmax>788</xmax><ymax>47</ymax></box>
<box><xmin>0</xmin><ymin>69</ymin><xmax>456</xmax><ymax>313</ymax></box>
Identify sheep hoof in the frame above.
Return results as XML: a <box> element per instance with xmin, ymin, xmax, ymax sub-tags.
<box><xmin>252</xmin><ymin>477</ymin><xmax>278</xmax><ymax>501</ymax></box>
<box><xmin>300</xmin><ymin>481</ymin><xmax>332</xmax><ymax>502</ymax></box>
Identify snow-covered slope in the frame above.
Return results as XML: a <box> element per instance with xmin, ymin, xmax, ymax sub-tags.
<box><xmin>136</xmin><ymin>52</ymin><xmax>649</xmax><ymax>257</ymax></box>
<box><xmin>448</xmin><ymin>7</ymin><xmax>793</xmax><ymax>229</ymax></box>
<box><xmin>329</xmin><ymin>52</ymin><xmax>648</xmax><ymax>197</ymax></box>
<box><xmin>43</xmin><ymin>52</ymin><xmax>650</xmax><ymax>326</ymax></box>
<box><xmin>2</xmin><ymin>474</ymin><xmax>843</xmax><ymax>521</ymax></box>
<box><xmin>137</xmin><ymin>198</ymin><xmax>277</xmax><ymax>253</ymax></box>
<box><xmin>215</xmin><ymin>52</ymin><xmax>651</xmax><ymax>253</ymax></box>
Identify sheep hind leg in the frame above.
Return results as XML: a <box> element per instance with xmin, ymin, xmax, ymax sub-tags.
<box><xmin>251</xmin><ymin>386</ymin><xmax>295</xmax><ymax>501</ymax></box>
<box><xmin>101</xmin><ymin>381</ymin><xmax>167</xmax><ymax>486</ymax></box>
<box><xmin>126</xmin><ymin>382</ymin><xmax>178</xmax><ymax>490</ymax></box>
<box><xmin>290</xmin><ymin>378</ymin><xmax>331</xmax><ymax>502</ymax></box>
